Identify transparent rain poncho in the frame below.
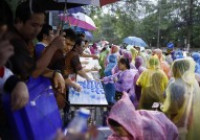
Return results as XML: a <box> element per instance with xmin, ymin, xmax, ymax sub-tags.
<box><xmin>137</xmin><ymin>55</ymin><xmax>162</xmax><ymax>88</ymax></box>
<box><xmin>107</xmin><ymin>92</ymin><xmax>178</xmax><ymax>140</ymax></box>
<box><xmin>130</xmin><ymin>48</ymin><xmax>138</xmax><ymax>63</ymax></box>
<box><xmin>153</xmin><ymin>49</ymin><xmax>171</xmax><ymax>78</ymax></box>
<box><xmin>191</xmin><ymin>52</ymin><xmax>200</xmax><ymax>75</ymax></box>
<box><xmin>137</xmin><ymin>56</ymin><xmax>168</xmax><ymax>109</ymax></box>
<box><xmin>99</xmin><ymin>49</ymin><xmax>109</xmax><ymax>77</ymax></box>
<box><xmin>139</xmin><ymin>70</ymin><xmax>168</xmax><ymax>109</ymax></box>
<box><xmin>162</xmin><ymin>57</ymin><xmax>200</xmax><ymax>139</ymax></box>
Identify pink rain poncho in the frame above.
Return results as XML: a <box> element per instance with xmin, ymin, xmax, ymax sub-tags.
<box><xmin>107</xmin><ymin>92</ymin><xmax>178</xmax><ymax>140</ymax></box>
<box><xmin>153</xmin><ymin>49</ymin><xmax>171</xmax><ymax>78</ymax></box>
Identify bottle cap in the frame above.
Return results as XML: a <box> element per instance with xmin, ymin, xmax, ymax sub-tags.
<box><xmin>78</xmin><ymin>108</ymin><xmax>90</xmax><ymax>118</ymax></box>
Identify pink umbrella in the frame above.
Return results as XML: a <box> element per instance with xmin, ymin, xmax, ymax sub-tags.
<box><xmin>59</xmin><ymin>12</ymin><xmax>97</xmax><ymax>31</ymax></box>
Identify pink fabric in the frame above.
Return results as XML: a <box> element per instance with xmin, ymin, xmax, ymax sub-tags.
<box><xmin>60</xmin><ymin>16</ymin><xmax>97</xmax><ymax>30</ymax></box>
<box><xmin>107</xmin><ymin>92</ymin><xmax>178</xmax><ymax>140</ymax></box>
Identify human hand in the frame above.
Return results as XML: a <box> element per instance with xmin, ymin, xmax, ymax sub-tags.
<box><xmin>11</xmin><ymin>82</ymin><xmax>29</xmax><ymax>110</ymax></box>
<box><xmin>92</xmin><ymin>55</ymin><xmax>99</xmax><ymax>59</ymax></box>
<box><xmin>54</xmin><ymin>129</ymin><xmax>67</xmax><ymax>140</ymax></box>
<box><xmin>50</xmin><ymin>36</ymin><xmax>65</xmax><ymax>51</ymax></box>
<box><xmin>53</xmin><ymin>72</ymin><xmax>65</xmax><ymax>94</ymax></box>
<box><xmin>55</xmin><ymin>25</ymin><xmax>62</xmax><ymax>37</ymax></box>
<box><xmin>74</xmin><ymin>84</ymin><xmax>82</xmax><ymax>92</ymax></box>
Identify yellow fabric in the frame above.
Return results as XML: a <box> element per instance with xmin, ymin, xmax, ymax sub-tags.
<box><xmin>136</xmin><ymin>56</ymin><xmax>161</xmax><ymax>88</ymax></box>
<box><xmin>138</xmin><ymin>70</ymin><xmax>168</xmax><ymax>109</ymax></box>
<box><xmin>130</xmin><ymin>48</ymin><xmax>138</xmax><ymax>63</ymax></box>
<box><xmin>162</xmin><ymin>58</ymin><xmax>200</xmax><ymax>139</ymax></box>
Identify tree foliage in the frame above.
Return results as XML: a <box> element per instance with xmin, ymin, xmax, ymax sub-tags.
<box><xmin>86</xmin><ymin>0</ymin><xmax>200</xmax><ymax>48</ymax></box>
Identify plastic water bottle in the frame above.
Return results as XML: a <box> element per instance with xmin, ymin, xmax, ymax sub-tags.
<box><xmin>91</xmin><ymin>80</ymin><xmax>95</xmax><ymax>91</ymax></box>
<box><xmin>87</xmin><ymin>80</ymin><xmax>91</xmax><ymax>89</ymax></box>
<box><xmin>83</xmin><ymin>80</ymin><xmax>87</xmax><ymax>89</ymax></box>
<box><xmin>65</xmin><ymin>108</ymin><xmax>90</xmax><ymax>135</ymax></box>
<box><xmin>90</xmin><ymin>89</ymin><xmax>96</xmax><ymax>99</ymax></box>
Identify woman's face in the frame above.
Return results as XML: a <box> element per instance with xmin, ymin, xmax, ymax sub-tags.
<box><xmin>113</xmin><ymin>126</ymin><xmax>130</xmax><ymax>137</ymax></box>
<box><xmin>118</xmin><ymin>61</ymin><xmax>126</xmax><ymax>70</ymax></box>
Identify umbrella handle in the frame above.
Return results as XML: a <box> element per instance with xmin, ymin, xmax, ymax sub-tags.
<box><xmin>60</xmin><ymin>0</ymin><xmax>71</xmax><ymax>34</ymax></box>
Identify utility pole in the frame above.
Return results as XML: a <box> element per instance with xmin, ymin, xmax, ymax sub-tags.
<box><xmin>157</xmin><ymin>0</ymin><xmax>161</xmax><ymax>48</ymax></box>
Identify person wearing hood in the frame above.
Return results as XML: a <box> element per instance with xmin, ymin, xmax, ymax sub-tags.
<box><xmin>162</xmin><ymin>58</ymin><xmax>200</xmax><ymax>139</ymax></box>
<box><xmin>107</xmin><ymin>92</ymin><xmax>178</xmax><ymax>140</ymax></box>
<box><xmin>134</xmin><ymin>56</ymin><xmax>146</xmax><ymax>106</ymax></box>
<box><xmin>112</xmin><ymin>49</ymin><xmax>136</xmax><ymax>74</ymax></box>
<box><xmin>191</xmin><ymin>52</ymin><xmax>200</xmax><ymax>75</ymax></box>
<box><xmin>102</xmin><ymin>57</ymin><xmax>138</xmax><ymax>104</ymax></box>
<box><xmin>153</xmin><ymin>49</ymin><xmax>171</xmax><ymax>78</ymax></box>
<box><xmin>130</xmin><ymin>48</ymin><xmax>138</xmax><ymax>63</ymax></box>
<box><xmin>136</xmin><ymin>56</ymin><xmax>168</xmax><ymax>109</ymax></box>
<box><xmin>98</xmin><ymin>47</ymin><xmax>109</xmax><ymax>78</ymax></box>
<box><xmin>103</xmin><ymin>54</ymin><xmax>118</xmax><ymax>105</ymax></box>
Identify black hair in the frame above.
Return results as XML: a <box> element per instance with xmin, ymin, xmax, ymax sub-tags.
<box><xmin>119</xmin><ymin>57</ymin><xmax>130</xmax><ymax>69</ymax></box>
<box><xmin>100</xmin><ymin>47</ymin><xmax>107</xmax><ymax>53</ymax></box>
<box><xmin>0</xmin><ymin>0</ymin><xmax>13</xmax><ymax>26</ymax></box>
<box><xmin>74</xmin><ymin>37</ymin><xmax>84</xmax><ymax>47</ymax></box>
<box><xmin>108</xmin><ymin>119</ymin><xmax>121</xmax><ymax>127</ymax></box>
<box><xmin>15</xmin><ymin>0</ymin><xmax>45</xmax><ymax>23</ymax></box>
<box><xmin>63</xmin><ymin>28</ymin><xmax>77</xmax><ymax>42</ymax></box>
<box><xmin>77</xmin><ymin>33</ymin><xmax>85</xmax><ymax>39</ymax></box>
<box><xmin>72</xmin><ymin>37</ymin><xmax>85</xmax><ymax>53</ymax></box>
<box><xmin>37</xmin><ymin>24</ymin><xmax>53</xmax><ymax>41</ymax></box>
<box><xmin>7</xmin><ymin>38</ymin><xmax>36</xmax><ymax>80</ymax></box>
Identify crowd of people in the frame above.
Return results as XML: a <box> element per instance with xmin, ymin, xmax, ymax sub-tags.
<box><xmin>0</xmin><ymin>0</ymin><xmax>200</xmax><ymax>140</ymax></box>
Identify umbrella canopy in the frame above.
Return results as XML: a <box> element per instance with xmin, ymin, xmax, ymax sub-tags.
<box><xmin>59</xmin><ymin>12</ymin><xmax>97</xmax><ymax>30</ymax></box>
<box><xmin>36</xmin><ymin>0</ymin><xmax>85</xmax><ymax>10</ymax></box>
<box><xmin>59</xmin><ymin>0</ymin><xmax>119</xmax><ymax>6</ymax></box>
<box><xmin>123</xmin><ymin>36</ymin><xmax>148</xmax><ymax>47</ymax></box>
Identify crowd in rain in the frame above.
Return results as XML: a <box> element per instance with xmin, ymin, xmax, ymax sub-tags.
<box><xmin>0</xmin><ymin>0</ymin><xmax>200</xmax><ymax>140</ymax></box>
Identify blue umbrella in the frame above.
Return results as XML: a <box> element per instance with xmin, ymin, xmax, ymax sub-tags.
<box><xmin>123</xmin><ymin>36</ymin><xmax>148</xmax><ymax>47</ymax></box>
<box><xmin>70</xmin><ymin>26</ymin><xmax>93</xmax><ymax>41</ymax></box>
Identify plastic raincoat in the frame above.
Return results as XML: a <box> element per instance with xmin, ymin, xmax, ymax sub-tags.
<box><xmin>103</xmin><ymin>54</ymin><xmax>118</xmax><ymax>104</ymax></box>
<box><xmin>107</xmin><ymin>92</ymin><xmax>178</xmax><ymax>140</ymax></box>
<box><xmin>139</xmin><ymin>70</ymin><xmax>168</xmax><ymax>109</ymax></box>
<box><xmin>137</xmin><ymin>56</ymin><xmax>168</xmax><ymax>109</ymax></box>
<box><xmin>162</xmin><ymin>58</ymin><xmax>200</xmax><ymax>140</ymax></box>
<box><xmin>191</xmin><ymin>52</ymin><xmax>200</xmax><ymax>75</ymax></box>
<box><xmin>103</xmin><ymin>69</ymin><xmax>138</xmax><ymax>97</ymax></box>
<box><xmin>134</xmin><ymin>56</ymin><xmax>146</xmax><ymax>103</ymax></box>
<box><xmin>99</xmin><ymin>49</ymin><xmax>109</xmax><ymax>78</ymax></box>
<box><xmin>130</xmin><ymin>48</ymin><xmax>138</xmax><ymax>63</ymax></box>
<box><xmin>112</xmin><ymin>50</ymin><xmax>135</xmax><ymax>74</ymax></box>
<box><xmin>153</xmin><ymin>49</ymin><xmax>171</xmax><ymax>78</ymax></box>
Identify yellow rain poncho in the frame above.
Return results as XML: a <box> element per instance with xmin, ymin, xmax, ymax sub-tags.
<box><xmin>162</xmin><ymin>57</ymin><xmax>200</xmax><ymax>140</ymax></box>
<box><xmin>136</xmin><ymin>56</ymin><xmax>168</xmax><ymax>109</ymax></box>
<box><xmin>130</xmin><ymin>48</ymin><xmax>138</xmax><ymax>63</ymax></box>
